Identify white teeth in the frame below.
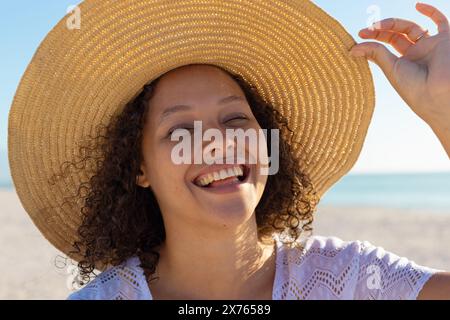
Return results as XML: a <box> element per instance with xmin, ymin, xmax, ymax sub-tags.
<box><xmin>196</xmin><ymin>166</ymin><xmax>246</xmax><ymax>187</ymax></box>
<box><xmin>219</xmin><ymin>169</ymin><xmax>227</xmax><ymax>180</ymax></box>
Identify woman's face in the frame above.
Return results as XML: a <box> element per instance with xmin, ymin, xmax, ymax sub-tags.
<box><xmin>137</xmin><ymin>64</ymin><xmax>268</xmax><ymax>230</ymax></box>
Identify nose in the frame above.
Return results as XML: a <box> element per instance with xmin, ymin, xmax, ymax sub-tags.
<box><xmin>203</xmin><ymin>130</ymin><xmax>238</xmax><ymax>164</ymax></box>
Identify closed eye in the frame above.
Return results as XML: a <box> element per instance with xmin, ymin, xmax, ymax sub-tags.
<box><xmin>166</xmin><ymin>114</ymin><xmax>250</xmax><ymax>139</ymax></box>
<box><xmin>167</xmin><ymin>125</ymin><xmax>194</xmax><ymax>139</ymax></box>
<box><xmin>224</xmin><ymin>115</ymin><xmax>249</xmax><ymax>126</ymax></box>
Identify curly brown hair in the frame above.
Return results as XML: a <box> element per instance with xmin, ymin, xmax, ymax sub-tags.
<box><xmin>59</xmin><ymin>65</ymin><xmax>319</xmax><ymax>287</ymax></box>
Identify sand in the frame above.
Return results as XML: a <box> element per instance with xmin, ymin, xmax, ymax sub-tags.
<box><xmin>1</xmin><ymin>189</ymin><xmax>449</xmax><ymax>300</ymax></box>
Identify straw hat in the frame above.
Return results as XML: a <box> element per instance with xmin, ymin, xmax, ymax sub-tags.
<box><xmin>8</xmin><ymin>0</ymin><xmax>375</xmax><ymax>261</ymax></box>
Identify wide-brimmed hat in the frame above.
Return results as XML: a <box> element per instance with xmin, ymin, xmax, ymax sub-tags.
<box><xmin>8</xmin><ymin>0</ymin><xmax>375</xmax><ymax>260</ymax></box>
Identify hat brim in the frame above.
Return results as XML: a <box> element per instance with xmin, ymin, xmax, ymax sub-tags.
<box><xmin>8</xmin><ymin>0</ymin><xmax>375</xmax><ymax>261</ymax></box>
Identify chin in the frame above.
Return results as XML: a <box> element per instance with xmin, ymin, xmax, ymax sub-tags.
<box><xmin>202</xmin><ymin>202</ymin><xmax>256</xmax><ymax>228</ymax></box>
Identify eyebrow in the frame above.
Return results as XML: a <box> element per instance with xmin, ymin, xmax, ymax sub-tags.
<box><xmin>159</xmin><ymin>95</ymin><xmax>246</xmax><ymax>124</ymax></box>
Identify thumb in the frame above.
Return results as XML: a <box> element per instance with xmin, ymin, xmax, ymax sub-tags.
<box><xmin>350</xmin><ymin>42</ymin><xmax>398</xmax><ymax>78</ymax></box>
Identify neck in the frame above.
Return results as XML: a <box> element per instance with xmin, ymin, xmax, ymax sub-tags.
<box><xmin>150</xmin><ymin>216</ymin><xmax>277</xmax><ymax>299</ymax></box>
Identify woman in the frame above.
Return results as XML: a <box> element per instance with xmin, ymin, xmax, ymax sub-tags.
<box><xmin>7</xmin><ymin>1</ymin><xmax>450</xmax><ymax>299</ymax></box>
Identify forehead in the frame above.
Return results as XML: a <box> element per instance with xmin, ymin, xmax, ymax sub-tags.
<box><xmin>148</xmin><ymin>64</ymin><xmax>244</xmax><ymax>110</ymax></box>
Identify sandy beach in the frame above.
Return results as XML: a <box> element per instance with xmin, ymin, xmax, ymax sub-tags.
<box><xmin>1</xmin><ymin>188</ymin><xmax>449</xmax><ymax>300</ymax></box>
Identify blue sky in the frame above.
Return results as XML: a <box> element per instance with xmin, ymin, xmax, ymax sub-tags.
<box><xmin>1</xmin><ymin>0</ymin><xmax>449</xmax><ymax>176</ymax></box>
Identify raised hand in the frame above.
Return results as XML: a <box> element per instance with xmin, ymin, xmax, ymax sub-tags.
<box><xmin>350</xmin><ymin>3</ymin><xmax>450</xmax><ymax>136</ymax></box>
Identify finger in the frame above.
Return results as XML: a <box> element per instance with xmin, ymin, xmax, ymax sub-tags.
<box><xmin>367</xmin><ymin>17</ymin><xmax>429</xmax><ymax>42</ymax></box>
<box><xmin>349</xmin><ymin>42</ymin><xmax>398</xmax><ymax>81</ymax></box>
<box><xmin>359</xmin><ymin>29</ymin><xmax>415</xmax><ymax>55</ymax></box>
<box><xmin>416</xmin><ymin>2</ymin><xmax>450</xmax><ymax>33</ymax></box>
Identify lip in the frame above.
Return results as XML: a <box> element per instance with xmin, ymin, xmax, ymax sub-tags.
<box><xmin>191</xmin><ymin>164</ymin><xmax>251</xmax><ymax>194</ymax></box>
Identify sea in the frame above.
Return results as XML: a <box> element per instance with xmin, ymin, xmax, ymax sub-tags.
<box><xmin>319</xmin><ymin>172</ymin><xmax>450</xmax><ymax>212</ymax></box>
<box><xmin>1</xmin><ymin>150</ymin><xmax>449</xmax><ymax>211</ymax></box>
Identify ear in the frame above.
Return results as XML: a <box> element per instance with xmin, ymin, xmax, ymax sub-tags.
<box><xmin>136</xmin><ymin>165</ymin><xmax>151</xmax><ymax>188</ymax></box>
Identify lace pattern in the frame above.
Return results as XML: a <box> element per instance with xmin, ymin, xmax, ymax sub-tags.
<box><xmin>67</xmin><ymin>255</ymin><xmax>151</xmax><ymax>300</ymax></box>
<box><xmin>67</xmin><ymin>235</ymin><xmax>442</xmax><ymax>300</ymax></box>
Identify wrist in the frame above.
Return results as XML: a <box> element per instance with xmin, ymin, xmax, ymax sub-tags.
<box><xmin>429</xmin><ymin>120</ymin><xmax>450</xmax><ymax>158</ymax></box>
<box><xmin>429</xmin><ymin>119</ymin><xmax>450</xmax><ymax>136</ymax></box>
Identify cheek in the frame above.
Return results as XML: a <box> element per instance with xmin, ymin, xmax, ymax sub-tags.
<box><xmin>153</xmin><ymin>167</ymin><xmax>177</xmax><ymax>191</ymax></box>
<box><xmin>252</xmin><ymin>123</ymin><xmax>269</xmax><ymax>198</ymax></box>
<box><xmin>147</xmin><ymin>143</ymin><xmax>190</xmax><ymax>197</ymax></box>
<box><xmin>255</xmin><ymin>166</ymin><xmax>268</xmax><ymax>201</ymax></box>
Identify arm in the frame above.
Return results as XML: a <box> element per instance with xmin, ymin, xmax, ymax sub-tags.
<box><xmin>349</xmin><ymin>2</ymin><xmax>450</xmax><ymax>299</ymax></box>
<box><xmin>418</xmin><ymin>272</ymin><xmax>450</xmax><ymax>300</ymax></box>
<box><xmin>430</xmin><ymin>122</ymin><xmax>450</xmax><ymax>158</ymax></box>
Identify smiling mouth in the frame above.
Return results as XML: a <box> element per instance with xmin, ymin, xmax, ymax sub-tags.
<box><xmin>193</xmin><ymin>164</ymin><xmax>250</xmax><ymax>188</ymax></box>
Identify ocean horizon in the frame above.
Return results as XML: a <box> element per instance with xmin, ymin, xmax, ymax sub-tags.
<box><xmin>1</xmin><ymin>149</ymin><xmax>449</xmax><ymax>210</ymax></box>
<box><xmin>318</xmin><ymin>171</ymin><xmax>450</xmax><ymax>212</ymax></box>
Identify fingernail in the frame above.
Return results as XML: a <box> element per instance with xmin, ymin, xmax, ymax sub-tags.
<box><xmin>359</xmin><ymin>29</ymin><xmax>373</xmax><ymax>35</ymax></box>
<box><xmin>371</xmin><ymin>22</ymin><xmax>381</xmax><ymax>29</ymax></box>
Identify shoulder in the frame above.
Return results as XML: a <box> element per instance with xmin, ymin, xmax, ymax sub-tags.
<box><xmin>282</xmin><ymin>234</ymin><xmax>439</xmax><ymax>278</ymax></box>
<box><xmin>284</xmin><ymin>234</ymin><xmax>409</xmax><ymax>263</ymax></box>
<box><xmin>279</xmin><ymin>235</ymin><xmax>365</xmax><ymax>275</ymax></box>
<box><xmin>280</xmin><ymin>235</ymin><xmax>363</xmax><ymax>262</ymax></box>
<box><xmin>274</xmin><ymin>235</ymin><xmax>365</xmax><ymax>299</ymax></box>
<box><xmin>276</xmin><ymin>235</ymin><xmax>441</xmax><ymax>299</ymax></box>
<box><xmin>66</xmin><ymin>256</ymin><xmax>151</xmax><ymax>300</ymax></box>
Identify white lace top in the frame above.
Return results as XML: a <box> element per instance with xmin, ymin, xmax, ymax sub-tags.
<box><xmin>67</xmin><ymin>235</ymin><xmax>442</xmax><ymax>300</ymax></box>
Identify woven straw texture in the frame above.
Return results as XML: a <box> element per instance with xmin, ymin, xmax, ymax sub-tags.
<box><xmin>8</xmin><ymin>0</ymin><xmax>375</xmax><ymax>260</ymax></box>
